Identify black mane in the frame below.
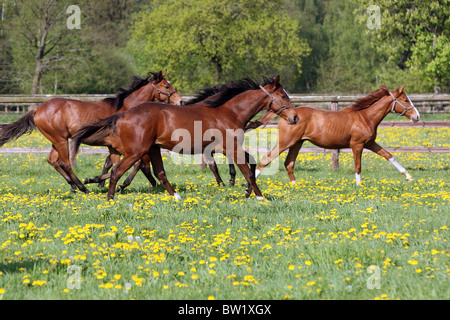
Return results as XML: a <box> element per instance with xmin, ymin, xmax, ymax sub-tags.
<box><xmin>185</xmin><ymin>76</ymin><xmax>280</xmax><ymax>108</ymax></box>
<box><xmin>103</xmin><ymin>72</ymin><xmax>162</xmax><ymax>111</ymax></box>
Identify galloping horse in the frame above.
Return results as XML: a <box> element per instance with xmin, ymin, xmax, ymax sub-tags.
<box><xmin>71</xmin><ymin>76</ymin><xmax>299</xmax><ymax>201</ymax></box>
<box><xmin>0</xmin><ymin>71</ymin><xmax>182</xmax><ymax>193</ymax></box>
<box><xmin>246</xmin><ymin>85</ymin><xmax>420</xmax><ymax>185</ymax></box>
<box><xmin>78</xmin><ymin>84</ymin><xmax>256</xmax><ymax>192</ymax></box>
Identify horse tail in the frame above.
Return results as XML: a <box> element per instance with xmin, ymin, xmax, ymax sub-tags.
<box><xmin>0</xmin><ymin>110</ymin><xmax>37</xmax><ymax>147</ymax></box>
<box><xmin>70</xmin><ymin>113</ymin><xmax>124</xmax><ymax>167</ymax></box>
<box><xmin>244</xmin><ymin>111</ymin><xmax>279</xmax><ymax>132</ymax></box>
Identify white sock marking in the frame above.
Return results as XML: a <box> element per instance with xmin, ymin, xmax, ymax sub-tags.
<box><xmin>355</xmin><ymin>173</ymin><xmax>361</xmax><ymax>186</ymax></box>
<box><xmin>389</xmin><ymin>157</ymin><xmax>406</xmax><ymax>173</ymax></box>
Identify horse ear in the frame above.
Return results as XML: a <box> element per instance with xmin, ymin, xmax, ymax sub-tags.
<box><xmin>162</xmin><ymin>70</ymin><xmax>167</xmax><ymax>77</ymax></box>
<box><xmin>274</xmin><ymin>75</ymin><xmax>280</xmax><ymax>86</ymax></box>
<box><xmin>399</xmin><ymin>85</ymin><xmax>405</xmax><ymax>94</ymax></box>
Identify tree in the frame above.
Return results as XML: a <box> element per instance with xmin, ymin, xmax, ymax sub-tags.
<box><xmin>6</xmin><ymin>0</ymin><xmax>82</xmax><ymax>95</ymax></box>
<box><xmin>356</xmin><ymin>0</ymin><xmax>449</xmax><ymax>93</ymax></box>
<box><xmin>51</xmin><ymin>0</ymin><xmax>143</xmax><ymax>94</ymax></box>
<box><xmin>284</xmin><ymin>0</ymin><xmax>328</xmax><ymax>92</ymax></box>
<box><xmin>128</xmin><ymin>0</ymin><xmax>310</xmax><ymax>92</ymax></box>
<box><xmin>314</xmin><ymin>1</ymin><xmax>384</xmax><ymax>93</ymax></box>
<box><xmin>0</xmin><ymin>1</ymin><xmax>17</xmax><ymax>93</ymax></box>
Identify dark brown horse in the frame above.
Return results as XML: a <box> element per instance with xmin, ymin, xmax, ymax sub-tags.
<box><xmin>246</xmin><ymin>85</ymin><xmax>420</xmax><ymax>185</ymax></box>
<box><xmin>0</xmin><ymin>71</ymin><xmax>182</xmax><ymax>193</ymax></box>
<box><xmin>72</xmin><ymin>76</ymin><xmax>299</xmax><ymax>200</ymax></box>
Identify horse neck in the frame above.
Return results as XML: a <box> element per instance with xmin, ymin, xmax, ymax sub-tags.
<box><xmin>222</xmin><ymin>90</ymin><xmax>267</xmax><ymax>126</ymax></box>
<box><xmin>122</xmin><ymin>83</ymin><xmax>156</xmax><ymax>110</ymax></box>
<box><xmin>360</xmin><ymin>95</ymin><xmax>392</xmax><ymax>126</ymax></box>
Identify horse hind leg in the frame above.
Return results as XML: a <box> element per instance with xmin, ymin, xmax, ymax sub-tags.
<box><xmin>47</xmin><ymin>147</ymin><xmax>78</xmax><ymax>192</ymax></box>
<box><xmin>284</xmin><ymin>140</ymin><xmax>304</xmax><ymax>185</ymax></box>
<box><xmin>366</xmin><ymin>142</ymin><xmax>413</xmax><ymax>181</ymax></box>
<box><xmin>97</xmin><ymin>155</ymin><xmax>113</xmax><ymax>188</ymax></box>
<box><xmin>108</xmin><ymin>153</ymin><xmax>143</xmax><ymax>200</ymax></box>
<box><xmin>204</xmin><ymin>153</ymin><xmax>224</xmax><ymax>186</ymax></box>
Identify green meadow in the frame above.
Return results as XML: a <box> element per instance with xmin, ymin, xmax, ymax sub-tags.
<box><xmin>0</xmin><ymin>125</ymin><xmax>448</xmax><ymax>300</ymax></box>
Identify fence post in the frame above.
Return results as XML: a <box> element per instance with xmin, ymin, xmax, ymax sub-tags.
<box><xmin>331</xmin><ymin>101</ymin><xmax>339</xmax><ymax>171</ymax></box>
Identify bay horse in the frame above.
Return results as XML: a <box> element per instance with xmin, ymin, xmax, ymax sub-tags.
<box><xmin>79</xmin><ymin>84</ymin><xmax>256</xmax><ymax>192</ymax></box>
<box><xmin>246</xmin><ymin>85</ymin><xmax>420</xmax><ymax>185</ymax></box>
<box><xmin>0</xmin><ymin>71</ymin><xmax>182</xmax><ymax>193</ymax></box>
<box><xmin>71</xmin><ymin>76</ymin><xmax>299</xmax><ymax>201</ymax></box>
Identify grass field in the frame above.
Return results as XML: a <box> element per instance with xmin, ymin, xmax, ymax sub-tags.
<box><xmin>0</xmin><ymin>124</ymin><xmax>448</xmax><ymax>300</ymax></box>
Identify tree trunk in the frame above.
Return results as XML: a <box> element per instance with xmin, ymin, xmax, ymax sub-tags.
<box><xmin>31</xmin><ymin>59</ymin><xmax>43</xmax><ymax>95</ymax></box>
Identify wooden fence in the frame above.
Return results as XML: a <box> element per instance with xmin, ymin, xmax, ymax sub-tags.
<box><xmin>0</xmin><ymin>94</ymin><xmax>449</xmax><ymax>170</ymax></box>
<box><xmin>1</xmin><ymin>93</ymin><xmax>450</xmax><ymax>115</ymax></box>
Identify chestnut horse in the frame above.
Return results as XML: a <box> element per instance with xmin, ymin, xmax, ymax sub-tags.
<box><xmin>71</xmin><ymin>76</ymin><xmax>299</xmax><ymax>200</ymax></box>
<box><xmin>0</xmin><ymin>71</ymin><xmax>182</xmax><ymax>193</ymax></box>
<box><xmin>246</xmin><ymin>85</ymin><xmax>420</xmax><ymax>185</ymax></box>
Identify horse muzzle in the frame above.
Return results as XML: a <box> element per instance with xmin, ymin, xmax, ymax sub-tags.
<box><xmin>289</xmin><ymin>115</ymin><xmax>299</xmax><ymax>125</ymax></box>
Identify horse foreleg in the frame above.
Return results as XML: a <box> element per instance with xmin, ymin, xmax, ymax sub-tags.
<box><xmin>108</xmin><ymin>153</ymin><xmax>142</xmax><ymax>200</ymax></box>
<box><xmin>351</xmin><ymin>145</ymin><xmax>364</xmax><ymax>186</ymax></box>
<box><xmin>117</xmin><ymin>155</ymin><xmax>157</xmax><ymax>192</ymax></box>
<box><xmin>227</xmin><ymin>156</ymin><xmax>236</xmax><ymax>186</ymax></box>
<box><xmin>139</xmin><ymin>155</ymin><xmax>158</xmax><ymax>187</ymax></box>
<box><xmin>255</xmin><ymin>141</ymin><xmax>286</xmax><ymax>179</ymax></box>
<box><xmin>98</xmin><ymin>155</ymin><xmax>113</xmax><ymax>188</ymax></box>
<box><xmin>149</xmin><ymin>146</ymin><xmax>180</xmax><ymax>200</ymax></box>
<box><xmin>204</xmin><ymin>153</ymin><xmax>224</xmax><ymax>186</ymax></box>
<box><xmin>116</xmin><ymin>161</ymin><xmax>141</xmax><ymax>192</ymax></box>
<box><xmin>366</xmin><ymin>142</ymin><xmax>413</xmax><ymax>181</ymax></box>
<box><xmin>229</xmin><ymin>148</ymin><xmax>263</xmax><ymax>200</ymax></box>
<box><xmin>243</xmin><ymin>151</ymin><xmax>256</xmax><ymax>195</ymax></box>
<box><xmin>85</xmin><ymin>150</ymin><xmax>119</xmax><ymax>187</ymax></box>
<box><xmin>84</xmin><ymin>173</ymin><xmax>111</xmax><ymax>185</ymax></box>
<box><xmin>284</xmin><ymin>141</ymin><xmax>304</xmax><ymax>185</ymax></box>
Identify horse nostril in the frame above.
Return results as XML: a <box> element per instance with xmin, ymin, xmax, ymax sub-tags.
<box><xmin>294</xmin><ymin>115</ymin><xmax>299</xmax><ymax>124</ymax></box>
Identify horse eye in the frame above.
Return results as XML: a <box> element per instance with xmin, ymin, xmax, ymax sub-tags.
<box><xmin>281</xmin><ymin>95</ymin><xmax>286</xmax><ymax>99</ymax></box>
<box><xmin>165</xmin><ymin>86</ymin><xmax>170</xmax><ymax>89</ymax></box>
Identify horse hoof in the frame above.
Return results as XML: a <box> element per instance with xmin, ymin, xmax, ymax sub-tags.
<box><xmin>229</xmin><ymin>180</ymin><xmax>235</xmax><ymax>186</ymax></box>
<box><xmin>84</xmin><ymin>178</ymin><xmax>91</xmax><ymax>184</ymax></box>
<box><xmin>116</xmin><ymin>186</ymin><xmax>123</xmax><ymax>193</ymax></box>
<box><xmin>173</xmin><ymin>193</ymin><xmax>182</xmax><ymax>201</ymax></box>
<box><xmin>244</xmin><ymin>190</ymin><xmax>250</xmax><ymax>198</ymax></box>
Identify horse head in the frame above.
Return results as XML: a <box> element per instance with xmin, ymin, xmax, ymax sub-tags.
<box><xmin>390</xmin><ymin>85</ymin><xmax>420</xmax><ymax>122</ymax></box>
<box><xmin>151</xmin><ymin>70</ymin><xmax>184</xmax><ymax>105</ymax></box>
<box><xmin>260</xmin><ymin>76</ymin><xmax>299</xmax><ymax>125</ymax></box>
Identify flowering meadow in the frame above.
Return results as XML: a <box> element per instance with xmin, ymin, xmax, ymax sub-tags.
<box><xmin>0</xmin><ymin>126</ymin><xmax>448</xmax><ymax>300</ymax></box>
